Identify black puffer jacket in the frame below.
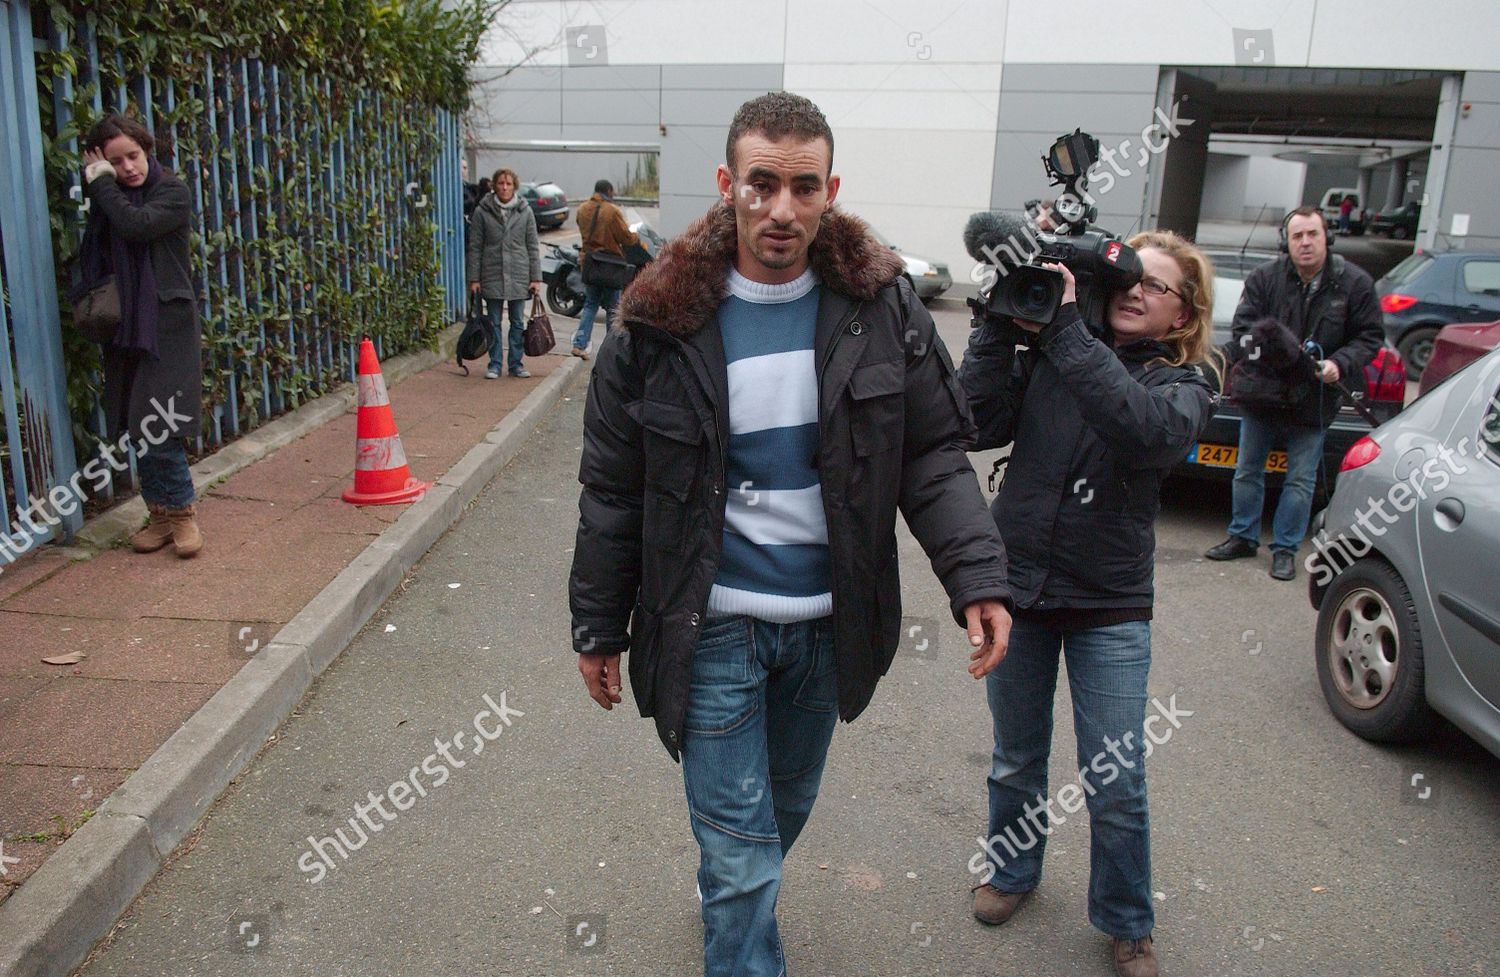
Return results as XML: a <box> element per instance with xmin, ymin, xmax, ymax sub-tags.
<box><xmin>960</xmin><ymin>307</ymin><xmax>1215</xmax><ymax>611</ymax></box>
<box><xmin>569</xmin><ymin>204</ymin><xmax>1011</xmax><ymax>758</ymax></box>
<box><xmin>1227</xmin><ymin>253</ymin><xmax>1384</xmax><ymax>428</ymax></box>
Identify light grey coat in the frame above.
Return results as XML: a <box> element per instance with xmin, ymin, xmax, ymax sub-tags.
<box><xmin>466</xmin><ymin>192</ymin><xmax>540</xmax><ymax>301</ymax></box>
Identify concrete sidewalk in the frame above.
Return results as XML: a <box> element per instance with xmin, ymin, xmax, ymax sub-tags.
<box><xmin>0</xmin><ymin>337</ymin><xmax>584</xmax><ymax>974</ymax></box>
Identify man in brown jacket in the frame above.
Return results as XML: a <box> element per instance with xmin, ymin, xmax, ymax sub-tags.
<box><xmin>570</xmin><ymin>180</ymin><xmax>641</xmax><ymax>358</ymax></box>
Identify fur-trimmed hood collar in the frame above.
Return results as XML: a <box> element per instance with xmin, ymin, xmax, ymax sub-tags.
<box><xmin>621</xmin><ymin>203</ymin><xmax>905</xmax><ymax>338</ymax></box>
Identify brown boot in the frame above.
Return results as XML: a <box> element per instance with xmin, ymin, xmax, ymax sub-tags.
<box><xmin>972</xmin><ymin>883</ymin><xmax>1031</xmax><ymax>925</ymax></box>
<box><xmin>1111</xmin><ymin>936</ymin><xmax>1158</xmax><ymax>977</ymax></box>
<box><xmin>166</xmin><ymin>505</ymin><xmax>203</xmax><ymax>558</ymax></box>
<box><xmin>130</xmin><ymin>505</ymin><xmax>175</xmax><ymax>553</ymax></box>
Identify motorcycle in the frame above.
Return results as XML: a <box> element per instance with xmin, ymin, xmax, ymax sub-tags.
<box><xmin>541</xmin><ymin>240</ymin><xmax>585</xmax><ymax>319</ymax></box>
<box><xmin>540</xmin><ymin>209</ymin><xmax>666</xmax><ymax>320</ymax></box>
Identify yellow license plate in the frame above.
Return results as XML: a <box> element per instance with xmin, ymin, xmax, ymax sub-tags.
<box><xmin>1193</xmin><ymin>444</ymin><xmax>1288</xmax><ymax>474</ymax></box>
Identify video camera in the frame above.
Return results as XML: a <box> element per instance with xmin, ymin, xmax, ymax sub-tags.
<box><xmin>965</xmin><ymin>130</ymin><xmax>1143</xmax><ymax>330</ymax></box>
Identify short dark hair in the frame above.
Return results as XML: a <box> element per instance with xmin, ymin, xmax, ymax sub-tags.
<box><xmin>594</xmin><ymin>179</ymin><xmax>614</xmax><ymax>195</ymax></box>
<box><xmin>491</xmin><ymin>167</ymin><xmax>518</xmax><ymax>188</ymax></box>
<box><xmin>726</xmin><ymin>92</ymin><xmax>834</xmax><ymax>175</ymax></box>
<box><xmin>1285</xmin><ymin>205</ymin><xmax>1326</xmax><ymax>232</ymax></box>
<box><xmin>84</xmin><ymin>113</ymin><xmax>154</xmax><ymax>154</ymax></box>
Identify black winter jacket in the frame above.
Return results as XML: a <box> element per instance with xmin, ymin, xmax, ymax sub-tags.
<box><xmin>960</xmin><ymin>307</ymin><xmax>1215</xmax><ymax>611</ymax></box>
<box><xmin>569</xmin><ymin>204</ymin><xmax>1012</xmax><ymax>759</ymax></box>
<box><xmin>1226</xmin><ymin>254</ymin><xmax>1384</xmax><ymax>428</ymax></box>
<box><xmin>86</xmin><ymin>170</ymin><xmax>203</xmax><ymax>443</ymax></box>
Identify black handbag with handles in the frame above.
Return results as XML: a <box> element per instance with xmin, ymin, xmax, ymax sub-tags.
<box><xmin>70</xmin><ymin>274</ymin><xmax>122</xmax><ymax>344</ymax></box>
<box><xmin>580</xmin><ymin>202</ymin><xmax>636</xmax><ymax>289</ymax></box>
<box><xmin>524</xmin><ymin>294</ymin><xmax>556</xmax><ymax>357</ymax></box>
<box><xmin>454</xmin><ymin>294</ymin><xmax>490</xmax><ymax>374</ymax></box>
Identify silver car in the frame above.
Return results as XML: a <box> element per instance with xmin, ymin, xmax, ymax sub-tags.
<box><xmin>1307</xmin><ymin>345</ymin><xmax>1500</xmax><ymax>757</ymax></box>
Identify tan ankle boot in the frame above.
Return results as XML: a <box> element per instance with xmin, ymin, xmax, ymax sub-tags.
<box><xmin>166</xmin><ymin>505</ymin><xmax>203</xmax><ymax>558</ymax></box>
<box><xmin>131</xmin><ymin>505</ymin><xmax>175</xmax><ymax>553</ymax></box>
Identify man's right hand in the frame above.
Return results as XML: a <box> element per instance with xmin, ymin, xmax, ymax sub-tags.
<box><xmin>469</xmin><ymin>280</ymin><xmax>481</xmax><ymax>294</ymax></box>
<box><xmin>579</xmin><ymin>653</ymin><xmax>624</xmax><ymax>710</ymax></box>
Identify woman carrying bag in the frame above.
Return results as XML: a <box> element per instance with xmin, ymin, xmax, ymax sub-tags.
<box><xmin>465</xmin><ymin>168</ymin><xmax>541</xmax><ymax>379</ymax></box>
<box><xmin>959</xmin><ymin>231</ymin><xmax>1220</xmax><ymax>977</ymax></box>
<box><xmin>81</xmin><ymin>114</ymin><xmax>204</xmax><ymax>557</ymax></box>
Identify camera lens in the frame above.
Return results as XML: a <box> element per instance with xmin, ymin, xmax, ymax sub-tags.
<box><xmin>1018</xmin><ymin>281</ymin><xmax>1052</xmax><ymax>319</ymax></box>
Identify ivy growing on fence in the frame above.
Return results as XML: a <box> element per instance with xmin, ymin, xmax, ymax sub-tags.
<box><xmin>32</xmin><ymin>1</ymin><xmax>493</xmax><ymax>453</ymax></box>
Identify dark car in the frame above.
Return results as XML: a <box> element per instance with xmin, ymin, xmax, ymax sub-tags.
<box><xmin>1417</xmin><ymin>319</ymin><xmax>1500</xmax><ymax>396</ymax></box>
<box><xmin>1306</xmin><ymin>345</ymin><xmax>1500</xmax><ymax>758</ymax></box>
<box><xmin>1376</xmin><ymin>249</ymin><xmax>1500</xmax><ymax>379</ymax></box>
<box><xmin>1369</xmin><ymin>201</ymin><xmax>1420</xmax><ymax>240</ymax></box>
<box><xmin>520</xmin><ymin>181</ymin><xmax>569</xmax><ymax>229</ymax></box>
<box><xmin>1172</xmin><ymin>249</ymin><xmax>1408</xmax><ymax>497</ymax></box>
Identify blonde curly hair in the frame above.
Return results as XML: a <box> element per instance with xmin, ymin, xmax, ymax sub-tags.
<box><xmin>1127</xmin><ymin>230</ymin><xmax>1223</xmax><ymax>385</ymax></box>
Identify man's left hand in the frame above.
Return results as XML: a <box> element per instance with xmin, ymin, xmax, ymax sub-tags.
<box><xmin>963</xmin><ymin>600</ymin><xmax>1012</xmax><ymax>678</ymax></box>
<box><xmin>1320</xmin><ymin>359</ymin><xmax>1341</xmax><ymax>384</ymax></box>
<box><xmin>529</xmin><ymin>280</ymin><xmax>543</xmax><ymax>296</ymax></box>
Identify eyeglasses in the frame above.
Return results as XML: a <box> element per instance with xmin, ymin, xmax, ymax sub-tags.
<box><xmin>1140</xmin><ymin>276</ymin><xmax>1185</xmax><ymax>300</ymax></box>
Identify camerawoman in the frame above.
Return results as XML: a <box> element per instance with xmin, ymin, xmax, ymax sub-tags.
<box><xmin>957</xmin><ymin>133</ymin><xmax>1220</xmax><ymax>976</ymax></box>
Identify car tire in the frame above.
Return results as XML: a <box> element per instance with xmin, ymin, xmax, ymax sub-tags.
<box><xmin>1314</xmin><ymin>558</ymin><xmax>1433</xmax><ymax>743</ymax></box>
<box><xmin>1396</xmin><ymin>326</ymin><xmax>1439</xmax><ymax>380</ymax></box>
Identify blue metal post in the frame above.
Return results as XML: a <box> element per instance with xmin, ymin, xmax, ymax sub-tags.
<box><xmin>0</xmin><ymin>0</ymin><xmax>82</xmax><ymax>546</ymax></box>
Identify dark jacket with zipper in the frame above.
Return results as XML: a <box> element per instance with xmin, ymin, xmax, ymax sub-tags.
<box><xmin>959</xmin><ymin>307</ymin><xmax>1215</xmax><ymax>613</ymax></box>
<box><xmin>1226</xmin><ymin>253</ymin><xmax>1384</xmax><ymax>428</ymax></box>
<box><xmin>568</xmin><ymin>203</ymin><xmax>1012</xmax><ymax>759</ymax></box>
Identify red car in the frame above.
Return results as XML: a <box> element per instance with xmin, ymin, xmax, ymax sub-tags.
<box><xmin>1417</xmin><ymin>319</ymin><xmax>1500</xmax><ymax>396</ymax></box>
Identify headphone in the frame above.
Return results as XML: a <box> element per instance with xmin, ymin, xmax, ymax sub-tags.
<box><xmin>1278</xmin><ymin>209</ymin><xmax>1334</xmax><ymax>253</ymax></box>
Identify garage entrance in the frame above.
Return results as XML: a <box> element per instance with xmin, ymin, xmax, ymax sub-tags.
<box><xmin>1146</xmin><ymin>66</ymin><xmax>1454</xmax><ymax>275</ymax></box>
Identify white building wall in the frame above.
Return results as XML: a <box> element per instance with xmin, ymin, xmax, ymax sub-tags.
<box><xmin>474</xmin><ymin>1</ymin><xmax>1500</xmax><ymax>274</ymax></box>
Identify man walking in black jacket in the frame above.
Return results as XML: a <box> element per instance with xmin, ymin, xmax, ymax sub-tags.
<box><xmin>568</xmin><ymin>92</ymin><xmax>1012</xmax><ymax>977</ymax></box>
<box><xmin>1205</xmin><ymin>206</ymin><xmax>1384</xmax><ymax>579</ymax></box>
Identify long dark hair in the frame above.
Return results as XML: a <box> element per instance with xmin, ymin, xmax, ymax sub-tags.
<box><xmin>84</xmin><ymin>114</ymin><xmax>155</xmax><ymax>154</ymax></box>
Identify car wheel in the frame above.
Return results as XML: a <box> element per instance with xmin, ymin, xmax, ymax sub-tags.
<box><xmin>1396</xmin><ymin>326</ymin><xmax>1439</xmax><ymax>380</ymax></box>
<box><xmin>547</xmin><ymin>279</ymin><xmax>585</xmax><ymax>319</ymax></box>
<box><xmin>1392</xmin><ymin>225</ymin><xmax>1409</xmax><ymax>240</ymax></box>
<box><xmin>1314</xmin><ymin>558</ymin><xmax>1433</xmax><ymax>742</ymax></box>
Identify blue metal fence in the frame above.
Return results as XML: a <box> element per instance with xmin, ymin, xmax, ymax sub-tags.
<box><xmin>1</xmin><ymin>0</ymin><xmax>81</xmax><ymax>552</ymax></box>
<box><xmin>1</xmin><ymin>0</ymin><xmax>465</xmax><ymax>561</ymax></box>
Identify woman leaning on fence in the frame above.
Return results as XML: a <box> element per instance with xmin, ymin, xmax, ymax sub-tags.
<box><xmin>80</xmin><ymin>114</ymin><xmax>204</xmax><ymax>557</ymax></box>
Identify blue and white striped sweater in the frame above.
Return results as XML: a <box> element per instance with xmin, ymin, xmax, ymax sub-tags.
<box><xmin>706</xmin><ymin>267</ymin><xmax>832</xmax><ymax>623</ymax></box>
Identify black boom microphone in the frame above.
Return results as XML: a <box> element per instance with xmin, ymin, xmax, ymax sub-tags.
<box><xmin>962</xmin><ymin>211</ymin><xmax>1039</xmax><ymax>269</ymax></box>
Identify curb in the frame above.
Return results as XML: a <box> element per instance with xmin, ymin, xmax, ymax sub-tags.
<box><xmin>73</xmin><ymin>323</ymin><xmax>466</xmax><ymax>553</ymax></box>
<box><xmin>0</xmin><ymin>353</ymin><xmax>585</xmax><ymax>977</ymax></box>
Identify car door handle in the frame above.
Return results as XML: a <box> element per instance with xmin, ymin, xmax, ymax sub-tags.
<box><xmin>1436</xmin><ymin>497</ymin><xmax>1465</xmax><ymax>525</ymax></box>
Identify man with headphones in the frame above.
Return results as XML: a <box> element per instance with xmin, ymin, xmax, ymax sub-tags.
<box><xmin>1204</xmin><ymin>205</ymin><xmax>1384</xmax><ymax>580</ymax></box>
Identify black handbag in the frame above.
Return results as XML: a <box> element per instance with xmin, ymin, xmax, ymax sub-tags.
<box><xmin>71</xmin><ymin>275</ymin><xmax>122</xmax><ymax>344</ymax></box>
<box><xmin>455</xmin><ymin>294</ymin><xmax>490</xmax><ymax>374</ymax></box>
<box><xmin>580</xmin><ymin>203</ymin><xmax>636</xmax><ymax>289</ymax></box>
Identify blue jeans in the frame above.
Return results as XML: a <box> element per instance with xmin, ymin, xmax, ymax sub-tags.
<box><xmin>1227</xmin><ymin>413</ymin><xmax>1327</xmax><ymax>552</ymax></box>
<box><xmin>137</xmin><ymin>437</ymin><xmax>195</xmax><ymax>509</ymax></box>
<box><xmin>485</xmin><ymin>297</ymin><xmax>526</xmax><ymax>373</ymax></box>
<box><xmin>681</xmin><ymin>614</ymin><xmax>839</xmax><ymax>977</ymax></box>
<box><xmin>984</xmin><ymin>618</ymin><xmax>1154</xmax><ymax>940</ymax></box>
<box><xmin>572</xmin><ymin>282</ymin><xmax>621</xmax><ymax>351</ymax></box>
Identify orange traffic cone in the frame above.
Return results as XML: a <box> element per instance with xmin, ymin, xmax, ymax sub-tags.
<box><xmin>342</xmin><ymin>338</ymin><xmax>430</xmax><ymax>505</ymax></box>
